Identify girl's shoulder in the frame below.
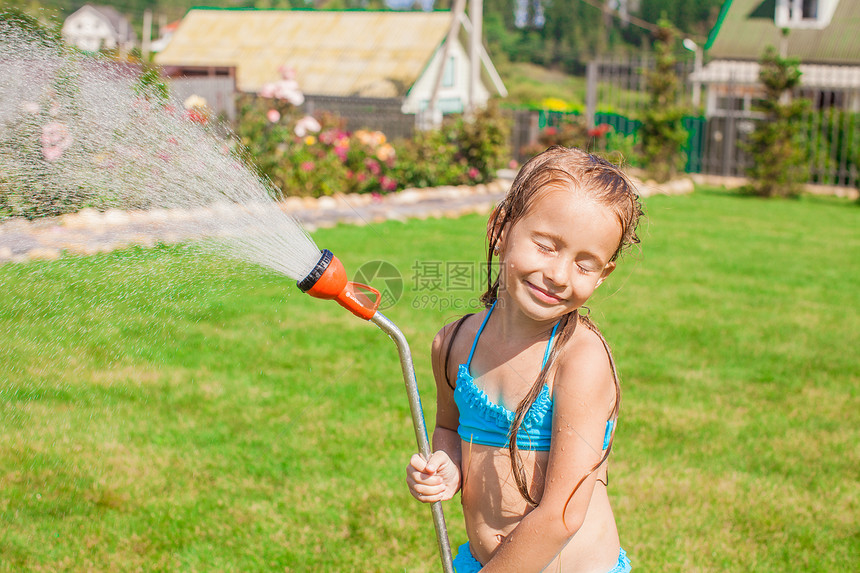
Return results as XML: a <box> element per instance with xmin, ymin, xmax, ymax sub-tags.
<box><xmin>552</xmin><ymin>319</ymin><xmax>616</xmax><ymax>401</ymax></box>
<box><xmin>432</xmin><ymin>311</ymin><xmax>484</xmax><ymax>354</ymax></box>
<box><xmin>430</xmin><ymin>310</ymin><xmax>486</xmax><ymax>375</ymax></box>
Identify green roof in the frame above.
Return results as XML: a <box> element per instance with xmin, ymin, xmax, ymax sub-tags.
<box><xmin>706</xmin><ymin>0</ymin><xmax>860</xmax><ymax>64</ymax></box>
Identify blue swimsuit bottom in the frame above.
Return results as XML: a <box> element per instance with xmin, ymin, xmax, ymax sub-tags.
<box><xmin>453</xmin><ymin>302</ymin><xmax>613</xmax><ymax>451</ymax></box>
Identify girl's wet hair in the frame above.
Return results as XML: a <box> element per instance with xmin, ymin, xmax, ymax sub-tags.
<box><xmin>444</xmin><ymin>146</ymin><xmax>643</xmax><ymax>511</ymax></box>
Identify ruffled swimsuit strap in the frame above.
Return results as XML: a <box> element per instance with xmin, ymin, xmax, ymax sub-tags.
<box><xmin>465</xmin><ymin>301</ymin><xmax>496</xmax><ymax>370</ymax></box>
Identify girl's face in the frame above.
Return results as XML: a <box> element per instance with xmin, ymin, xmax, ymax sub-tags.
<box><xmin>495</xmin><ymin>186</ymin><xmax>622</xmax><ymax>323</ymax></box>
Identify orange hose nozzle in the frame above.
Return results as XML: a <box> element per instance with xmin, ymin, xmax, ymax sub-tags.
<box><xmin>297</xmin><ymin>249</ymin><xmax>381</xmax><ymax>320</ymax></box>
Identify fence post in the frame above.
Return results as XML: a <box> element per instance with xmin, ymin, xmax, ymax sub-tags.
<box><xmin>586</xmin><ymin>60</ymin><xmax>597</xmax><ymax>129</ymax></box>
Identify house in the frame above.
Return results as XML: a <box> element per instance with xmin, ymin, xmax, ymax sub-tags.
<box><xmin>695</xmin><ymin>0</ymin><xmax>860</xmax><ymax>117</ymax></box>
<box><xmin>62</xmin><ymin>4</ymin><xmax>137</xmax><ymax>53</ymax></box>
<box><xmin>149</xmin><ymin>20</ymin><xmax>181</xmax><ymax>53</ymax></box>
<box><xmin>154</xmin><ymin>8</ymin><xmax>506</xmax><ymax>128</ymax></box>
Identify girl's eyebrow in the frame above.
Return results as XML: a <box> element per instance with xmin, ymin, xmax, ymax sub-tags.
<box><xmin>533</xmin><ymin>230</ymin><xmax>565</xmax><ymax>244</ymax></box>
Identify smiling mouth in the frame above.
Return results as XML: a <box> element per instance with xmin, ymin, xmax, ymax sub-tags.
<box><xmin>526</xmin><ymin>281</ymin><xmax>564</xmax><ymax>303</ymax></box>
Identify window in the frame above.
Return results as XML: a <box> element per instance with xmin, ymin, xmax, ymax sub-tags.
<box><xmin>442</xmin><ymin>56</ymin><xmax>455</xmax><ymax>88</ymax></box>
<box><xmin>716</xmin><ymin>95</ymin><xmax>745</xmax><ymax>113</ymax></box>
<box><xmin>419</xmin><ymin>97</ymin><xmax>463</xmax><ymax>114</ymax></box>
<box><xmin>790</xmin><ymin>0</ymin><xmax>818</xmax><ymax>20</ymax></box>
<box><xmin>776</xmin><ymin>0</ymin><xmax>837</xmax><ymax>29</ymax></box>
<box><xmin>800</xmin><ymin>88</ymin><xmax>846</xmax><ymax>110</ymax></box>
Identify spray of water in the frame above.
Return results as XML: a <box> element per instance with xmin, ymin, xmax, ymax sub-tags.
<box><xmin>0</xmin><ymin>23</ymin><xmax>321</xmax><ymax>281</ymax></box>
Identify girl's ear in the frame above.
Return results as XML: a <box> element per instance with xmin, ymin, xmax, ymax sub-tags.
<box><xmin>595</xmin><ymin>262</ymin><xmax>616</xmax><ymax>288</ymax></box>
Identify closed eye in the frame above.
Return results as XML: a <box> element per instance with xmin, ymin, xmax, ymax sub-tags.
<box><xmin>576</xmin><ymin>260</ymin><xmax>601</xmax><ymax>274</ymax></box>
<box><xmin>535</xmin><ymin>241</ymin><xmax>554</xmax><ymax>254</ymax></box>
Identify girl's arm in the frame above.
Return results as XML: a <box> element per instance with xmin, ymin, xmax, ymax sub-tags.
<box><xmin>481</xmin><ymin>331</ymin><xmax>616</xmax><ymax>573</ymax></box>
<box><xmin>406</xmin><ymin>323</ymin><xmax>463</xmax><ymax>502</ymax></box>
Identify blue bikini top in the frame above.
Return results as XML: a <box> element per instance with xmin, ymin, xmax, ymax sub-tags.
<box><xmin>453</xmin><ymin>302</ymin><xmax>614</xmax><ymax>452</ymax></box>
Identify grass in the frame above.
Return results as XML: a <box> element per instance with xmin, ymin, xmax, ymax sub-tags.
<box><xmin>498</xmin><ymin>61</ymin><xmax>588</xmax><ymax>109</ymax></box>
<box><xmin>1</xmin><ymin>189</ymin><xmax>858</xmax><ymax>571</ymax></box>
<box><xmin>498</xmin><ymin>61</ymin><xmax>648</xmax><ymax>115</ymax></box>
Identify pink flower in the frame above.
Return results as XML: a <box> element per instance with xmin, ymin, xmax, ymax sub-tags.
<box><xmin>260</xmin><ymin>78</ymin><xmax>304</xmax><ymax>105</ymax></box>
<box><xmin>356</xmin><ymin>172</ymin><xmax>367</xmax><ymax>183</ymax></box>
<box><xmin>278</xmin><ymin>65</ymin><xmax>297</xmax><ymax>80</ymax></box>
<box><xmin>294</xmin><ymin>115</ymin><xmax>321</xmax><ymax>137</ymax></box>
<box><xmin>380</xmin><ymin>176</ymin><xmax>397</xmax><ymax>192</ymax></box>
<box><xmin>508</xmin><ymin>159</ymin><xmax>519</xmax><ymax>169</ymax></box>
<box><xmin>300</xmin><ymin>161</ymin><xmax>315</xmax><ymax>172</ymax></box>
<box><xmin>259</xmin><ymin>83</ymin><xmax>276</xmax><ymax>98</ymax></box>
<box><xmin>468</xmin><ymin>167</ymin><xmax>480</xmax><ymax>180</ymax></box>
<box><xmin>267</xmin><ymin>109</ymin><xmax>281</xmax><ymax>123</ymax></box>
<box><xmin>41</xmin><ymin>122</ymin><xmax>72</xmax><ymax>162</ymax></box>
<box><xmin>274</xmin><ymin>80</ymin><xmax>304</xmax><ymax>105</ymax></box>
<box><xmin>365</xmin><ymin>158</ymin><xmax>381</xmax><ymax>175</ymax></box>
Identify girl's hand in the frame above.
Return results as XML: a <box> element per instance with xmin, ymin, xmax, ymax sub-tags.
<box><xmin>405</xmin><ymin>451</ymin><xmax>461</xmax><ymax>503</ymax></box>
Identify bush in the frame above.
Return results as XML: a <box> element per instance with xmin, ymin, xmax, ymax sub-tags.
<box><xmin>394</xmin><ymin>102</ymin><xmax>510</xmax><ymax>189</ymax></box>
<box><xmin>236</xmin><ymin>93</ymin><xmax>511</xmax><ymax>198</ymax></box>
<box><xmin>639</xmin><ymin>20</ymin><xmax>688</xmax><ymax>182</ymax></box>
<box><xmin>519</xmin><ymin>114</ymin><xmax>630</xmax><ymax>165</ymax></box>
<box><xmin>743</xmin><ymin>46</ymin><xmax>809</xmax><ymax>198</ymax></box>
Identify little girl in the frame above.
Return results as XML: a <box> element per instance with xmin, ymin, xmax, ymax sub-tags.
<box><xmin>406</xmin><ymin>146</ymin><xmax>642</xmax><ymax>572</ymax></box>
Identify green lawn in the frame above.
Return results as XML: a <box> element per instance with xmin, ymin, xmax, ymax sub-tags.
<box><xmin>1</xmin><ymin>190</ymin><xmax>858</xmax><ymax>572</ymax></box>
<box><xmin>498</xmin><ymin>61</ymin><xmax>588</xmax><ymax>109</ymax></box>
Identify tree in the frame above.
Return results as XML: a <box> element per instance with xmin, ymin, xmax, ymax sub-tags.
<box><xmin>744</xmin><ymin>45</ymin><xmax>809</xmax><ymax>198</ymax></box>
<box><xmin>639</xmin><ymin>19</ymin><xmax>687</xmax><ymax>182</ymax></box>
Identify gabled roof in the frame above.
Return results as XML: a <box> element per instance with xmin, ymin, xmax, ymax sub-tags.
<box><xmin>706</xmin><ymin>0</ymin><xmax>860</xmax><ymax>64</ymax></box>
<box><xmin>155</xmin><ymin>9</ymin><xmax>456</xmax><ymax>97</ymax></box>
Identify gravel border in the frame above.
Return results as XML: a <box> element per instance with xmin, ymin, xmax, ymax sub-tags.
<box><xmin>0</xmin><ymin>174</ymin><xmax>692</xmax><ymax>264</ymax></box>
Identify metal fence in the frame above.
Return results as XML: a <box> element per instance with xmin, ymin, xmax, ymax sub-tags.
<box><xmin>168</xmin><ymin>76</ymin><xmax>237</xmax><ymax>122</ymax></box>
<box><xmin>303</xmin><ymin>96</ymin><xmax>416</xmax><ymax>141</ymax></box>
<box><xmin>202</xmin><ymin>53</ymin><xmax>858</xmax><ymax>190</ymax></box>
<box><xmin>582</xmin><ymin>54</ymin><xmax>860</xmax><ymax>188</ymax></box>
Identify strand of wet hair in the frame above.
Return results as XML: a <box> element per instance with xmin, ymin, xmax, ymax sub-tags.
<box><xmin>508</xmin><ymin>311</ymin><xmax>576</xmax><ymax>506</ymax></box>
<box><xmin>508</xmin><ymin>311</ymin><xmax>622</xmax><ymax>510</ymax></box>
<box><xmin>559</xmin><ymin>313</ymin><xmax>621</xmax><ymax>527</ymax></box>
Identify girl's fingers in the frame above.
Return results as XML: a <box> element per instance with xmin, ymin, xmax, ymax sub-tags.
<box><xmin>406</xmin><ymin>468</ymin><xmax>443</xmax><ymax>486</ymax></box>
<box><xmin>409</xmin><ymin>453</ymin><xmax>430</xmax><ymax>473</ymax></box>
<box><xmin>425</xmin><ymin>451</ymin><xmax>448</xmax><ymax>473</ymax></box>
<box><xmin>406</xmin><ymin>451</ymin><xmax>455</xmax><ymax>503</ymax></box>
<box><xmin>411</xmin><ymin>481</ymin><xmax>444</xmax><ymax>496</ymax></box>
<box><xmin>408</xmin><ymin>480</ymin><xmax>445</xmax><ymax>501</ymax></box>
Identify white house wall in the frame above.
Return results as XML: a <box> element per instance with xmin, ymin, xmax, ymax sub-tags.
<box><xmin>402</xmin><ymin>39</ymin><xmax>489</xmax><ymax>115</ymax></box>
<box><xmin>62</xmin><ymin>8</ymin><xmax>116</xmax><ymax>52</ymax></box>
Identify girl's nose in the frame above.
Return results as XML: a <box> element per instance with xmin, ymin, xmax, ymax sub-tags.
<box><xmin>544</xmin><ymin>258</ymin><xmax>572</xmax><ymax>287</ymax></box>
